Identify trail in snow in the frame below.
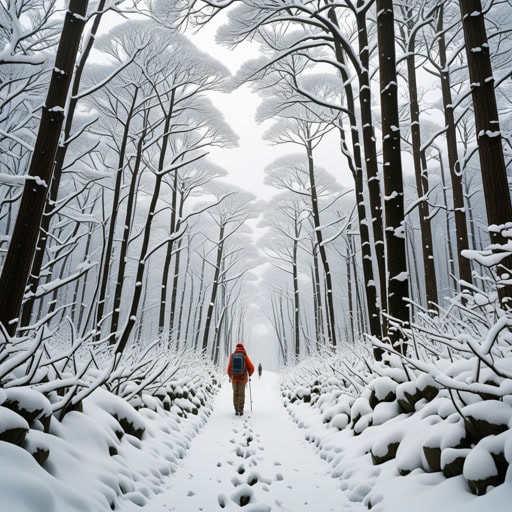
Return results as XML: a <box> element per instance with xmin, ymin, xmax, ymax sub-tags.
<box><xmin>132</xmin><ymin>372</ymin><xmax>365</xmax><ymax>512</ymax></box>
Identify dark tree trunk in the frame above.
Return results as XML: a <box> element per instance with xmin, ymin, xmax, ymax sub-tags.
<box><xmin>306</xmin><ymin>138</ymin><xmax>337</xmax><ymax>348</ymax></box>
<box><xmin>193</xmin><ymin>257</ymin><xmax>207</xmax><ymax>350</ymax></box>
<box><xmin>271</xmin><ymin>296</ymin><xmax>287</xmax><ymax>365</ymax></box>
<box><xmin>168</xmin><ymin>237</ymin><xmax>183</xmax><ymax>343</ymax></box>
<box><xmin>0</xmin><ymin>0</ymin><xmax>89</xmax><ymax>335</ymax></box>
<box><xmin>177</xmin><ymin>236</ymin><xmax>193</xmax><ymax>347</ymax></box>
<box><xmin>376</xmin><ymin>0</ymin><xmax>409</xmax><ymax>353</ymax></box>
<box><xmin>21</xmin><ymin>0</ymin><xmax>107</xmax><ymax>328</ymax></box>
<box><xmin>159</xmin><ymin>144</ymin><xmax>179</xmax><ymax>333</ymax></box>
<box><xmin>436</xmin><ymin>5</ymin><xmax>473</xmax><ymax>289</ymax></box>
<box><xmin>110</xmin><ymin>120</ymin><xmax>147</xmax><ymax>343</ymax></box>
<box><xmin>402</xmin><ymin>12</ymin><xmax>438</xmax><ymax>310</ymax></box>
<box><xmin>201</xmin><ymin>224</ymin><xmax>225</xmax><ymax>353</ymax></box>
<box><xmin>94</xmin><ymin>87</ymin><xmax>140</xmax><ymax>343</ymax></box>
<box><xmin>166</xmin><ymin>192</ymin><xmax>185</xmax><ymax>341</ymax></box>
<box><xmin>116</xmin><ymin>169</ymin><xmax>166</xmax><ymax>356</ymax></box>
<box><xmin>292</xmin><ymin>227</ymin><xmax>300</xmax><ymax>359</ymax></box>
<box><xmin>459</xmin><ymin>0</ymin><xmax>512</xmax><ymax>303</ymax></box>
<box><xmin>328</xmin><ymin>6</ymin><xmax>383</xmax><ymax>350</ymax></box>
<box><xmin>355</xmin><ymin>4</ymin><xmax>386</xmax><ymax>345</ymax></box>
<box><xmin>311</xmin><ymin>242</ymin><xmax>324</xmax><ymax>352</ymax></box>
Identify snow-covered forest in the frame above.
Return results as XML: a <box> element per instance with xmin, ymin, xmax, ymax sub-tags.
<box><xmin>1</xmin><ymin>0</ymin><xmax>512</xmax><ymax>510</ymax></box>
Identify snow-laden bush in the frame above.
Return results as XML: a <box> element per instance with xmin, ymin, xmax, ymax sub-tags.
<box><xmin>281</xmin><ymin>290</ymin><xmax>512</xmax><ymax>497</ymax></box>
<box><xmin>0</xmin><ymin>324</ymin><xmax>221</xmax><ymax>510</ymax></box>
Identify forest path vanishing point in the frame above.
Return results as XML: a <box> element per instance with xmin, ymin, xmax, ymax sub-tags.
<box><xmin>127</xmin><ymin>372</ymin><xmax>367</xmax><ymax>512</ymax></box>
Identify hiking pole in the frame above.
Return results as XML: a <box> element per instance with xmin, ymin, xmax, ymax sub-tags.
<box><xmin>248</xmin><ymin>378</ymin><xmax>253</xmax><ymax>412</ymax></box>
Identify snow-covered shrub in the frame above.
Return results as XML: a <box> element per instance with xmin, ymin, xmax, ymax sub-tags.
<box><xmin>441</xmin><ymin>447</ymin><xmax>471</xmax><ymax>478</ymax></box>
<box><xmin>423</xmin><ymin>415</ymin><xmax>467</xmax><ymax>472</ymax></box>
<box><xmin>396</xmin><ymin>415</ymin><xmax>441</xmax><ymax>475</ymax></box>
<box><xmin>281</xmin><ymin>286</ymin><xmax>512</xmax><ymax>498</ymax></box>
<box><xmin>370</xmin><ymin>424</ymin><xmax>405</xmax><ymax>465</ymax></box>
<box><xmin>395</xmin><ymin>374</ymin><xmax>440</xmax><ymax>414</ymax></box>
<box><xmin>372</xmin><ymin>400</ymin><xmax>400</xmax><ymax>426</ymax></box>
<box><xmin>0</xmin><ymin>406</ymin><xmax>29</xmax><ymax>445</ymax></box>
<box><xmin>0</xmin><ymin>322</ymin><xmax>222</xmax><ymax>510</ymax></box>
<box><xmin>93</xmin><ymin>387</ymin><xmax>146</xmax><ymax>440</ymax></box>
<box><xmin>1</xmin><ymin>387</ymin><xmax>52</xmax><ymax>431</ymax></box>
<box><xmin>463</xmin><ymin>431</ymin><xmax>510</xmax><ymax>495</ymax></box>
<box><xmin>22</xmin><ymin>429</ymin><xmax>51</xmax><ymax>465</ymax></box>
<box><xmin>462</xmin><ymin>400</ymin><xmax>511</xmax><ymax>443</ymax></box>
<box><xmin>350</xmin><ymin>395</ymin><xmax>373</xmax><ymax>433</ymax></box>
<box><xmin>368</xmin><ymin>376</ymin><xmax>397</xmax><ymax>408</ymax></box>
<box><xmin>322</xmin><ymin>401</ymin><xmax>351</xmax><ymax>425</ymax></box>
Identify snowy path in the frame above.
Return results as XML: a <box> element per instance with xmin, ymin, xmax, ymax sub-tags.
<box><xmin>130</xmin><ymin>372</ymin><xmax>366</xmax><ymax>512</ymax></box>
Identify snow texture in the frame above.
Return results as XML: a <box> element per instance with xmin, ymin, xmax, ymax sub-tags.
<box><xmin>1</xmin><ymin>369</ymin><xmax>512</xmax><ymax>511</ymax></box>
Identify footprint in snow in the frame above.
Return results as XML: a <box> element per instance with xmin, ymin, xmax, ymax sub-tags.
<box><xmin>230</xmin><ymin>484</ymin><xmax>254</xmax><ymax>507</ymax></box>
<box><xmin>217</xmin><ymin>493</ymin><xmax>227</xmax><ymax>508</ymax></box>
<box><xmin>235</xmin><ymin>446</ymin><xmax>255</xmax><ymax>459</ymax></box>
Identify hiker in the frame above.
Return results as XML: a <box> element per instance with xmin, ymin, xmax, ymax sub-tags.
<box><xmin>258</xmin><ymin>363</ymin><xmax>262</xmax><ymax>379</ymax></box>
<box><xmin>227</xmin><ymin>342</ymin><xmax>255</xmax><ymax>416</ymax></box>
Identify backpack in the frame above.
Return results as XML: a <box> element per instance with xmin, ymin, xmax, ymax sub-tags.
<box><xmin>231</xmin><ymin>353</ymin><xmax>246</xmax><ymax>376</ymax></box>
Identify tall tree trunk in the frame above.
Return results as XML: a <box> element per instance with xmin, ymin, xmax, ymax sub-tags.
<box><xmin>167</xmin><ymin>193</ymin><xmax>186</xmax><ymax>341</ymax></box>
<box><xmin>376</xmin><ymin>0</ymin><xmax>409</xmax><ymax>353</ymax></box>
<box><xmin>292</xmin><ymin>226</ymin><xmax>300</xmax><ymax>359</ymax></box>
<box><xmin>459</xmin><ymin>0</ymin><xmax>512</xmax><ymax>303</ymax></box>
<box><xmin>311</xmin><ymin>240</ymin><xmax>324</xmax><ymax>352</ymax></box>
<box><xmin>402</xmin><ymin>11</ymin><xmax>438</xmax><ymax>310</ymax></box>
<box><xmin>212</xmin><ymin>276</ymin><xmax>228</xmax><ymax>365</ymax></box>
<box><xmin>346</xmin><ymin>243</ymin><xmax>354</xmax><ymax>341</ymax></box>
<box><xmin>21</xmin><ymin>0</ymin><xmax>107</xmax><ymax>328</ymax></box>
<box><xmin>73</xmin><ymin>207</ymin><xmax>95</xmax><ymax>331</ymax></box>
<box><xmin>0</xmin><ymin>0</ymin><xmax>89</xmax><ymax>335</ymax></box>
<box><xmin>355</xmin><ymin>4</ymin><xmax>386</xmax><ymax>345</ymax></box>
<box><xmin>271</xmin><ymin>296</ymin><xmax>287</xmax><ymax>365</ymax></box>
<box><xmin>201</xmin><ymin>224</ymin><xmax>225</xmax><ymax>353</ymax></box>
<box><xmin>94</xmin><ymin>88</ymin><xmax>139</xmax><ymax>341</ymax></box>
<box><xmin>328</xmin><ymin>6</ymin><xmax>383</xmax><ymax>349</ymax></box>
<box><xmin>306</xmin><ymin>138</ymin><xmax>337</xmax><ymax>348</ymax></box>
<box><xmin>438</xmin><ymin>153</ymin><xmax>457</xmax><ymax>289</ymax></box>
<box><xmin>115</xmin><ymin>169</ymin><xmax>166</xmax><ymax>357</ymax></box>
<box><xmin>436</xmin><ymin>5</ymin><xmax>473</xmax><ymax>289</ymax></box>
<box><xmin>177</xmin><ymin>235</ymin><xmax>193</xmax><ymax>348</ymax></box>
<box><xmin>110</xmin><ymin>120</ymin><xmax>147</xmax><ymax>343</ymax></box>
<box><xmin>166</xmin><ymin>238</ymin><xmax>179</xmax><ymax>339</ymax></box>
<box><xmin>159</xmin><ymin>156</ymin><xmax>180</xmax><ymax>333</ymax></box>
<box><xmin>193</xmin><ymin>257</ymin><xmax>207</xmax><ymax>350</ymax></box>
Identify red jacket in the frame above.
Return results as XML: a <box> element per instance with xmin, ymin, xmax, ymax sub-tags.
<box><xmin>227</xmin><ymin>343</ymin><xmax>255</xmax><ymax>383</ymax></box>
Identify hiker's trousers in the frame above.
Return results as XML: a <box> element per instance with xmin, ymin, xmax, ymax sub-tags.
<box><xmin>231</xmin><ymin>381</ymin><xmax>247</xmax><ymax>413</ymax></box>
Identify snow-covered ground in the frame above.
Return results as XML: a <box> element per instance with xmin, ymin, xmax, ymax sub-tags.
<box><xmin>125</xmin><ymin>372</ymin><xmax>364</xmax><ymax>512</ymax></box>
<box><xmin>1</xmin><ymin>368</ymin><xmax>511</xmax><ymax>511</ymax></box>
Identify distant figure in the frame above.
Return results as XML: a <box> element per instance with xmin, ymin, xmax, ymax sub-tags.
<box><xmin>258</xmin><ymin>363</ymin><xmax>262</xmax><ymax>379</ymax></box>
<box><xmin>227</xmin><ymin>342</ymin><xmax>254</xmax><ymax>416</ymax></box>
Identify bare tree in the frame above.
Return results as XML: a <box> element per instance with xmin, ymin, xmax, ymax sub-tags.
<box><xmin>260</xmin><ymin>192</ymin><xmax>307</xmax><ymax>359</ymax></box>
<box><xmin>199</xmin><ymin>188</ymin><xmax>257</xmax><ymax>355</ymax></box>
